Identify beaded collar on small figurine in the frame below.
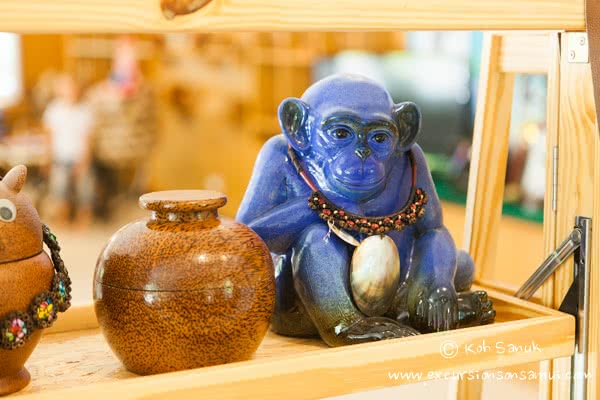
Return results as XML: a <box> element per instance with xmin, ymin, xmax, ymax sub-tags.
<box><xmin>288</xmin><ymin>146</ymin><xmax>428</xmax><ymax>237</ymax></box>
<box><xmin>0</xmin><ymin>225</ymin><xmax>72</xmax><ymax>350</ymax></box>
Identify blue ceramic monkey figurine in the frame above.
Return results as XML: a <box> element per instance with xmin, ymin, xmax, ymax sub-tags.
<box><xmin>237</xmin><ymin>74</ymin><xmax>495</xmax><ymax>346</ymax></box>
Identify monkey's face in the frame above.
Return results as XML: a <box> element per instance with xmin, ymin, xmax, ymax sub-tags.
<box><xmin>278</xmin><ymin>74</ymin><xmax>422</xmax><ymax>203</ymax></box>
<box><xmin>314</xmin><ymin>112</ymin><xmax>399</xmax><ymax>201</ymax></box>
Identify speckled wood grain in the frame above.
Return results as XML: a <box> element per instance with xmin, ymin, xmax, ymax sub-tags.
<box><xmin>94</xmin><ymin>190</ymin><xmax>276</xmax><ymax>375</ymax></box>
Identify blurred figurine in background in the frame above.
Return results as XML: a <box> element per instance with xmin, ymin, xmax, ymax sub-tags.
<box><xmin>87</xmin><ymin>36</ymin><xmax>156</xmax><ymax>219</ymax></box>
<box><xmin>43</xmin><ymin>74</ymin><xmax>95</xmax><ymax>227</ymax></box>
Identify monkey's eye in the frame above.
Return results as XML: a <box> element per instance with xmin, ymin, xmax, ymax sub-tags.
<box><xmin>333</xmin><ymin>128</ymin><xmax>351</xmax><ymax>139</ymax></box>
<box><xmin>373</xmin><ymin>133</ymin><xmax>388</xmax><ymax>143</ymax></box>
<box><xmin>0</xmin><ymin>199</ymin><xmax>16</xmax><ymax>222</ymax></box>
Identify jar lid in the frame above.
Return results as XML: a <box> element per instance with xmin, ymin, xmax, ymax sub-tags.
<box><xmin>95</xmin><ymin>191</ymin><xmax>274</xmax><ymax>292</ymax></box>
<box><xmin>140</xmin><ymin>190</ymin><xmax>227</xmax><ymax>213</ymax></box>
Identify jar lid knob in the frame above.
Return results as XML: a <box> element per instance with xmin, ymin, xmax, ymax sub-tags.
<box><xmin>139</xmin><ymin>190</ymin><xmax>227</xmax><ymax>213</ymax></box>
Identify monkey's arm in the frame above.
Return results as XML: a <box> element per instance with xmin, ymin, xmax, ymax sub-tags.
<box><xmin>237</xmin><ymin>135</ymin><xmax>319</xmax><ymax>252</ymax></box>
<box><xmin>245</xmin><ymin>198</ymin><xmax>320</xmax><ymax>253</ymax></box>
<box><xmin>405</xmin><ymin>145</ymin><xmax>459</xmax><ymax>332</ymax></box>
<box><xmin>409</xmin><ymin>145</ymin><xmax>457</xmax><ymax>283</ymax></box>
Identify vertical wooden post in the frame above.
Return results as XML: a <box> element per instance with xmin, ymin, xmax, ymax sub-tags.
<box><xmin>463</xmin><ymin>34</ymin><xmax>515</xmax><ymax>279</ymax></box>
<box><xmin>586</xmin><ymin>37</ymin><xmax>600</xmax><ymax>400</ymax></box>
<box><xmin>590</xmin><ymin>111</ymin><xmax>600</xmax><ymax>400</ymax></box>
<box><xmin>459</xmin><ymin>33</ymin><xmax>515</xmax><ymax>400</ymax></box>
<box><xmin>539</xmin><ymin>32</ymin><xmax>560</xmax><ymax>400</ymax></box>
<box><xmin>455</xmin><ymin>377</ymin><xmax>483</xmax><ymax>399</ymax></box>
<box><xmin>540</xmin><ymin>32</ymin><xmax>600</xmax><ymax>400</ymax></box>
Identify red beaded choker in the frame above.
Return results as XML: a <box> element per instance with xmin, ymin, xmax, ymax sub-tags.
<box><xmin>288</xmin><ymin>146</ymin><xmax>428</xmax><ymax>236</ymax></box>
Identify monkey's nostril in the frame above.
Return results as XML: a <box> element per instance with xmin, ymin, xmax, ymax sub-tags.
<box><xmin>355</xmin><ymin>147</ymin><xmax>372</xmax><ymax>161</ymax></box>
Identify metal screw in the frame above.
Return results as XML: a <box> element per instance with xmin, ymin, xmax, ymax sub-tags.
<box><xmin>570</xmin><ymin>50</ymin><xmax>577</xmax><ymax>60</ymax></box>
<box><xmin>580</xmin><ymin>36</ymin><xmax>586</xmax><ymax>46</ymax></box>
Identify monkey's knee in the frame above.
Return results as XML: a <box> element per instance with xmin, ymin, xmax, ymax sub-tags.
<box><xmin>292</xmin><ymin>223</ymin><xmax>347</xmax><ymax>276</ymax></box>
<box><xmin>291</xmin><ymin>224</ymin><xmax>362</xmax><ymax>343</ymax></box>
<box><xmin>295</xmin><ymin>223</ymin><xmax>334</xmax><ymax>249</ymax></box>
<box><xmin>455</xmin><ymin>250</ymin><xmax>475</xmax><ymax>292</ymax></box>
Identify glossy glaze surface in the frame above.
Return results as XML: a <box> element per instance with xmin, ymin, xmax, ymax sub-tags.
<box><xmin>94</xmin><ymin>190</ymin><xmax>275</xmax><ymax>375</ymax></box>
<box><xmin>237</xmin><ymin>74</ymin><xmax>495</xmax><ymax>346</ymax></box>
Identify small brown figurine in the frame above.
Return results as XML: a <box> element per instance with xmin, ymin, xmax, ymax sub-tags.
<box><xmin>94</xmin><ymin>190</ymin><xmax>275</xmax><ymax>375</ymax></box>
<box><xmin>0</xmin><ymin>165</ymin><xmax>72</xmax><ymax>396</ymax></box>
<box><xmin>160</xmin><ymin>0</ymin><xmax>212</xmax><ymax>19</ymax></box>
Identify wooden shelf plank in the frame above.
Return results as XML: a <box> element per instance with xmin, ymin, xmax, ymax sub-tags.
<box><xmin>499</xmin><ymin>33</ymin><xmax>553</xmax><ymax>74</ymax></box>
<box><xmin>0</xmin><ymin>0</ymin><xmax>584</xmax><ymax>33</ymax></box>
<box><xmin>11</xmin><ymin>289</ymin><xmax>574</xmax><ymax>400</ymax></box>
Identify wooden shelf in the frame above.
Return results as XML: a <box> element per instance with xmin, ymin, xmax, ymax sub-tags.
<box><xmin>11</xmin><ymin>287</ymin><xmax>574</xmax><ymax>400</ymax></box>
<box><xmin>0</xmin><ymin>0</ymin><xmax>585</xmax><ymax>33</ymax></box>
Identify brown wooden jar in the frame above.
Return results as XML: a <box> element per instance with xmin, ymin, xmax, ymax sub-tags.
<box><xmin>94</xmin><ymin>190</ymin><xmax>275</xmax><ymax>375</ymax></box>
<box><xmin>0</xmin><ymin>166</ymin><xmax>55</xmax><ymax>395</ymax></box>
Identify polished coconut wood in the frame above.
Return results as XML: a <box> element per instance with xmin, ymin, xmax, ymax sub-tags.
<box><xmin>95</xmin><ymin>190</ymin><xmax>275</xmax><ymax>375</ymax></box>
<box><xmin>160</xmin><ymin>0</ymin><xmax>213</xmax><ymax>19</ymax></box>
<box><xmin>0</xmin><ymin>166</ymin><xmax>54</xmax><ymax>396</ymax></box>
<box><xmin>139</xmin><ymin>190</ymin><xmax>227</xmax><ymax>212</ymax></box>
<box><xmin>0</xmin><ymin>166</ymin><xmax>42</xmax><ymax>264</ymax></box>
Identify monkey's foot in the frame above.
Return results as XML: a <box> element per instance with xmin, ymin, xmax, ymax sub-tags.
<box><xmin>339</xmin><ymin>317</ymin><xmax>419</xmax><ymax>344</ymax></box>
<box><xmin>412</xmin><ymin>285</ymin><xmax>459</xmax><ymax>333</ymax></box>
<box><xmin>457</xmin><ymin>290</ymin><xmax>496</xmax><ymax>328</ymax></box>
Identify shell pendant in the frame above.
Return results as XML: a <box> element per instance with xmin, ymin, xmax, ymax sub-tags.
<box><xmin>350</xmin><ymin>235</ymin><xmax>400</xmax><ymax>317</ymax></box>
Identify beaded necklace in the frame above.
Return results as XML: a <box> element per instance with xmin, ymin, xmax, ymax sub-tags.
<box><xmin>0</xmin><ymin>225</ymin><xmax>72</xmax><ymax>350</ymax></box>
<box><xmin>288</xmin><ymin>146</ymin><xmax>428</xmax><ymax>237</ymax></box>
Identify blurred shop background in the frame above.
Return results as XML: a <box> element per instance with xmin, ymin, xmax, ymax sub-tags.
<box><xmin>0</xmin><ymin>31</ymin><xmax>548</xmax><ymax>400</ymax></box>
<box><xmin>0</xmin><ymin>31</ymin><xmax>547</xmax><ymax>297</ymax></box>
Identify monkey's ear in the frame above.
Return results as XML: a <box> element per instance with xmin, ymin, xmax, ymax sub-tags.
<box><xmin>278</xmin><ymin>98</ymin><xmax>311</xmax><ymax>151</ymax></box>
<box><xmin>393</xmin><ymin>102</ymin><xmax>421</xmax><ymax>151</ymax></box>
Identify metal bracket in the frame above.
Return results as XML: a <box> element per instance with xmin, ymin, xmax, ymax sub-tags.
<box><xmin>515</xmin><ymin>216</ymin><xmax>591</xmax><ymax>400</ymax></box>
<box><xmin>567</xmin><ymin>33</ymin><xmax>589</xmax><ymax>64</ymax></box>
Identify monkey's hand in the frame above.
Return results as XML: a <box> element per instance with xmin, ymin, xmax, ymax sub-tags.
<box><xmin>337</xmin><ymin>317</ymin><xmax>419</xmax><ymax>344</ymax></box>
<box><xmin>412</xmin><ymin>285</ymin><xmax>459</xmax><ymax>333</ymax></box>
